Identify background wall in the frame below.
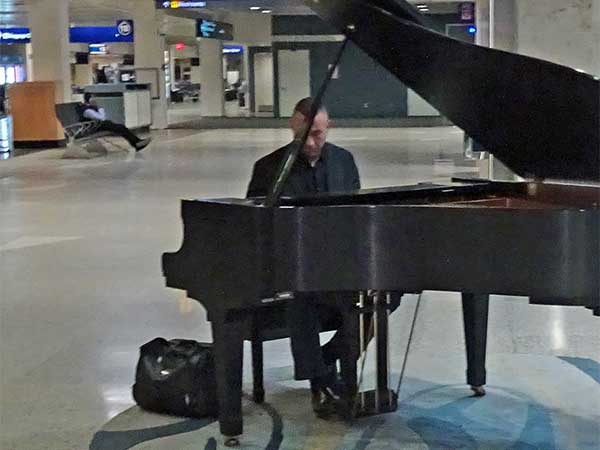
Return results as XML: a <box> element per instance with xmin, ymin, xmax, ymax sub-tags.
<box><xmin>226</xmin><ymin>11</ymin><xmax>272</xmax><ymax>46</ymax></box>
<box><xmin>309</xmin><ymin>41</ymin><xmax>408</xmax><ymax>118</ymax></box>
<box><xmin>271</xmin><ymin>12</ymin><xmax>471</xmax><ymax>118</ymax></box>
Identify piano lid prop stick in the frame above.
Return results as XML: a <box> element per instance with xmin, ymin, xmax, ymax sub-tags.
<box><xmin>265</xmin><ymin>38</ymin><xmax>350</xmax><ymax>207</ymax></box>
<box><xmin>386</xmin><ymin>292</ymin><xmax>393</xmax><ymax>408</ymax></box>
<box><xmin>358</xmin><ymin>291</ymin><xmax>366</xmax><ymax>409</ymax></box>
<box><xmin>395</xmin><ymin>293</ymin><xmax>423</xmax><ymax>399</ymax></box>
<box><xmin>354</xmin><ymin>291</ymin><xmax>375</xmax><ymax>417</ymax></box>
<box><xmin>373</xmin><ymin>292</ymin><xmax>380</xmax><ymax>413</ymax></box>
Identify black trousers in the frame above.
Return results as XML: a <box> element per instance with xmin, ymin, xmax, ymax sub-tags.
<box><xmin>98</xmin><ymin>121</ymin><xmax>141</xmax><ymax>147</ymax></box>
<box><xmin>286</xmin><ymin>293</ymin><xmax>346</xmax><ymax>381</ymax></box>
<box><xmin>287</xmin><ymin>293</ymin><xmax>400</xmax><ymax>381</ymax></box>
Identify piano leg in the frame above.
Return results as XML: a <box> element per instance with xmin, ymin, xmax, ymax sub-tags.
<box><xmin>339</xmin><ymin>304</ymin><xmax>359</xmax><ymax>399</ymax></box>
<box><xmin>251</xmin><ymin>339</ymin><xmax>265</xmax><ymax>404</ymax></box>
<box><xmin>462</xmin><ymin>293</ymin><xmax>489</xmax><ymax>397</ymax></box>
<box><xmin>211</xmin><ymin>313</ymin><xmax>246</xmax><ymax>446</ymax></box>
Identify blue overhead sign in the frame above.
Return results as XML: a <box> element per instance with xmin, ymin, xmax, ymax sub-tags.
<box><xmin>156</xmin><ymin>1</ymin><xmax>207</xmax><ymax>8</ymax></box>
<box><xmin>1</xmin><ymin>25</ymin><xmax>134</xmax><ymax>45</ymax></box>
<box><xmin>0</xmin><ymin>28</ymin><xmax>31</xmax><ymax>44</ymax></box>
<box><xmin>70</xmin><ymin>24</ymin><xmax>134</xmax><ymax>43</ymax></box>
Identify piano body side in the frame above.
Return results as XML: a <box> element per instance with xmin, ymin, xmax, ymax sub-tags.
<box><xmin>273</xmin><ymin>185</ymin><xmax>600</xmax><ymax>309</ymax></box>
<box><xmin>162</xmin><ymin>199</ymin><xmax>273</xmax><ymax>312</ymax></box>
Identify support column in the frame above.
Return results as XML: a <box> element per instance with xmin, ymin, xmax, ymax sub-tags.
<box><xmin>28</xmin><ymin>0</ymin><xmax>71</xmax><ymax>102</ymax></box>
<box><xmin>516</xmin><ymin>0</ymin><xmax>600</xmax><ymax>75</ymax></box>
<box><xmin>476</xmin><ymin>0</ymin><xmax>520</xmax><ymax>181</ymax></box>
<box><xmin>25</xmin><ymin>43</ymin><xmax>34</xmax><ymax>84</ymax></box>
<box><xmin>493</xmin><ymin>0</ymin><xmax>516</xmax><ymax>52</ymax></box>
<box><xmin>475</xmin><ymin>0</ymin><xmax>490</xmax><ymax>48</ymax></box>
<box><xmin>132</xmin><ymin>0</ymin><xmax>168</xmax><ymax>129</ymax></box>
<box><xmin>199</xmin><ymin>39</ymin><xmax>224</xmax><ymax>117</ymax></box>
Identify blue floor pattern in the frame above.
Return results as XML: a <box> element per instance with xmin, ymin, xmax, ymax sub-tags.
<box><xmin>90</xmin><ymin>356</ymin><xmax>600</xmax><ymax>450</ymax></box>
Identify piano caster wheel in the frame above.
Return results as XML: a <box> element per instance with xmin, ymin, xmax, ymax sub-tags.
<box><xmin>471</xmin><ymin>385</ymin><xmax>486</xmax><ymax>397</ymax></box>
<box><xmin>224</xmin><ymin>437</ymin><xmax>240</xmax><ymax>447</ymax></box>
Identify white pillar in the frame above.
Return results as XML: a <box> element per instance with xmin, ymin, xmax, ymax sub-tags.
<box><xmin>199</xmin><ymin>39</ymin><xmax>224</xmax><ymax>117</ymax></box>
<box><xmin>516</xmin><ymin>0</ymin><xmax>600</xmax><ymax>76</ymax></box>
<box><xmin>595</xmin><ymin>0</ymin><xmax>600</xmax><ymax>77</ymax></box>
<box><xmin>493</xmin><ymin>0</ymin><xmax>516</xmax><ymax>52</ymax></box>
<box><xmin>476</xmin><ymin>1</ymin><xmax>517</xmax><ymax>56</ymax></box>
<box><xmin>132</xmin><ymin>0</ymin><xmax>168</xmax><ymax>129</ymax></box>
<box><xmin>475</xmin><ymin>0</ymin><xmax>520</xmax><ymax>180</ymax></box>
<box><xmin>475</xmin><ymin>0</ymin><xmax>490</xmax><ymax>48</ymax></box>
<box><xmin>28</xmin><ymin>0</ymin><xmax>71</xmax><ymax>102</ymax></box>
<box><xmin>25</xmin><ymin>43</ymin><xmax>34</xmax><ymax>83</ymax></box>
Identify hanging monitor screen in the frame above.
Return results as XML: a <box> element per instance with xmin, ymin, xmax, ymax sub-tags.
<box><xmin>89</xmin><ymin>44</ymin><xmax>108</xmax><ymax>55</ymax></box>
<box><xmin>197</xmin><ymin>19</ymin><xmax>233</xmax><ymax>41</ymax></box>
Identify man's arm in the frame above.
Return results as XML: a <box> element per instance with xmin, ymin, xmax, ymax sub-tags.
<box><xmin>342</xmin><ymin>150</ymin><xmax>360</xmax><ymax>191</ymax></box>
<box><xmin>348</xmin><ymin>153</ymin><xmax>361</xmax><ymax>190</ymax></box>
<box><xmin>247</xmin><ymin>149</ymin><xmax>286</xmax><ymax>198</ymax></box>
<box><xmin>246</xmin><ymin>162</ymin><xmax>268</xmax><ymax>198</ymax></box>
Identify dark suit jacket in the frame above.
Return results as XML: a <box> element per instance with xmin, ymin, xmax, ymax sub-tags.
<box><xmin>247</xmin><ymin>142</ymin><xmax>361</xmax><ymax>197</ymax></box>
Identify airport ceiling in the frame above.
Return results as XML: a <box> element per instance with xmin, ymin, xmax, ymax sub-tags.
<box><xmin>0</xmin><ymin>1</ymin><xmax>461</xmax><ymax>27</ymax></box>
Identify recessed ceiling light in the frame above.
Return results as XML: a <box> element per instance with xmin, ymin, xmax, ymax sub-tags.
<box><xmin>261</xmin><ymin>9</ymin><xmax>272</xmax><ymax>13</ymax></box>
<box><xmin>416</xmin><ymin>4</ymin><xmax>428</xmax><ymax>9</ymax></box>
<box><xmin>249</xmin><ymin>6</ymin><xmax>261</xmax><ymax>10</ymax></box>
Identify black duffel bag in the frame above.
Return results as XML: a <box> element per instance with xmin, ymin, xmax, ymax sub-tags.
<box><xmin>132</xmin><ymin>338</ymin><xmax>218</xmax><ymax>418</ymax></box>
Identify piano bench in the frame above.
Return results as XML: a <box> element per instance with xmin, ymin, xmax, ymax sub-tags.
<box><xmin>247</xmin><ymin>294</ymin><xmax>401</xmax><ymax>404</ymax></box>
<box><xmin>247</xmin><ymin>303</ymin><xmax>341</xmax><ymax>404</ymax></box>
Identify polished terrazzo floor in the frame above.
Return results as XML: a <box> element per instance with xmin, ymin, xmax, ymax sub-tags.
<box><xmin>0</xmin><ymin>127</ymin><xmax>598</xmax><ymax>450</ymax></box>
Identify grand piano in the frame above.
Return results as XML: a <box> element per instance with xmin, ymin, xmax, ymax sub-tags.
<box><xmin>163</xmin><ymin>0</ymin><xmax>600</xmax><ymax>445</ymax></box>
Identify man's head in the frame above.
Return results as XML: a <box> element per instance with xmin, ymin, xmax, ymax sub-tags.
<box><xmin>290</xmin><ymin>97</ymin><xmax>330</xmax><ymax>163</ymax></box>
<box><xmin>84</xmin><ymin>93</ymin><xmax>93</xmax><ymax>104</ymax></box>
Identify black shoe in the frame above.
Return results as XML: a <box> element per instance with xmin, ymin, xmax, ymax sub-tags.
<box><xmin>310</xmin><ymin>371</ymin><xmax>352</xmax><ymax>421</ymax></box>
<box><xmin>311</xmin><ymin>389</ymin><xmax>334</xmax><ymax>417</ymax></box>
<box><xmin>310</xmin><ymin>365</ymin><xmax>337</xmax><ymax>417</ymax></box>
<box><xmin>135</xmin><ymin>138</ymin><xmax>151</xmax><ymax>152</ymax></box>
<box><xmin>317</xmin><ymin>384</ymin><xmax>353</xmax><ymax>421</ymax></box>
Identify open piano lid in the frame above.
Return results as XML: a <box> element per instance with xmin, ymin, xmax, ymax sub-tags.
<box><xmin>306</xmin><ymin>0</ymin><xmax>600</xmax><ymax>182</ymax></box>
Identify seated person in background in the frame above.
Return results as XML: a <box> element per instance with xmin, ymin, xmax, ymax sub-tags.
<box><xmin>247</xmin><ymin>97</ymin><xmax>361</xmax><ymax>418</ymax></box>
<box><xmin>238</xmin><ymin>79</ymin><xmax>248</xmax><ymax>108</ymax></box>
<box><xmin>79</xmin><ymin>93</ymin><xmax>151</xmax><ymax>152</ymax></box>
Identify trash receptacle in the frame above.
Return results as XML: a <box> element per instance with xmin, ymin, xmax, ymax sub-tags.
<box><xmin>0</xmin><ymin>114</ymin><xmax>13</xmax><ymax>153</ymax></box>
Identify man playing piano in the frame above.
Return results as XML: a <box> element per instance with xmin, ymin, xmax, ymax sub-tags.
<box><xmin>247</xmin><ymin>97</ymin><xmax>360</xmax><ymax>197</ymax></box>
<box><xmin>247</xmin><ymin>97</ymin><xmax>360</xmax><ymax>418</ymax></box>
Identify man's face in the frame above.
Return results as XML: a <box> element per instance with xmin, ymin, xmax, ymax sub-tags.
<box><xmin>290</xmin><ymin>111</ymin><xmax>330</xmax><ymax>162</ymax></box>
